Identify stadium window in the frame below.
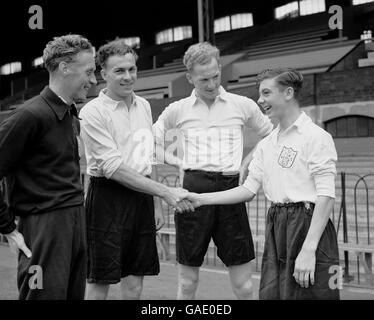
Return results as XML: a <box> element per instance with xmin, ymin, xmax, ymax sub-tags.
<box><xmin>231</xmin><ymin>13</ymin><xmax>253</xmax><ymax>30</ymax></box>
<box><xmin>352</xmin><ymin>0</ymin><xmax>374</xmax><ymax>5</ymax></box>
<box><xmin>214</xmin><ymin>16</ymin><xmax>231</xmax><ymax>33</ymax></box>
<box><xmin>214</xmin><ymin>13</ymin><xmax>253</xmax><ymax>33</ymax></box>
<box><xmin>173</xmin><ymin>26</ymin><xmax>192</xmax><ymax>41</ymax></box>
<box><xmin>123</xmin><ymin>37</ymin><xmax>140</xmax><ymax>48</ymax></box>
<box><xmin>32</xmin><ymin>56</ymin><xmax>43</xmax><ymax>68</ymax></box>
<box><xmin>156</xmin><ymin>26</ymin><xmax>192</xmax><ymax>44</ymax></box>
<box><xmin>325</xmin><ymin>116</ymin><xmax>374</xmax><ymax>138</ymax></box>
<box><xmin>300</xmin><ymin>0</ymin><xmax>325</xmax><ymax>16</ymax></box>
<box><xmin>275</xmin><ymin>1</ymin><xmax>299</xmax><ymax>19</ymax></box>
<box><xmin>0</xmin><ymin>62</ymin><xmax>22</xmax><ymax>75</ymax></box>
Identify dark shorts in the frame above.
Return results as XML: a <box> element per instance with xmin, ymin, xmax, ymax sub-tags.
<box><xmin>175</xmin><ymin>170</ymin><xmax>255</xmax><ymax>267</ymax></box>
<box><xmin>85</xmin><ymin>176</ymin><xmax>160</xmax><ymax>284</ymax></box>
<box><xmin>17</xmin><ymin>205</ymin><xmax>86</xmax><ymax>300</ymax></box>
<box><xmin>259</xmin><ymin>202</ymin><xmax>340</xmax><ymax>300</ymax></box>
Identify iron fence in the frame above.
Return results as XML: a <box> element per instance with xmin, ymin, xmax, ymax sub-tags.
<box><xmin>1</xmin><ymin>171</ymin><xmax>373</xmax><ymax>287</ymax></box>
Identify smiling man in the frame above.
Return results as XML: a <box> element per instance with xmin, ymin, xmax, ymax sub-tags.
<box><xmin>80</xmin><ymin>39</ymin><xmax>193</xmax><ymax>300</ymax></box>
<box><xmin>153</xmin><ymin>42</ymin><xmax>273</xmax><ymax>300</ymax></box>
<box><xmin>0</xmin><ymin>34</ymin><xmax>96</xmax><ymax>299</ymax></box>
<box><xmin>186</xmin><ymin>68</ymin><xmax>340</xmax><ymax>300</ymax></box>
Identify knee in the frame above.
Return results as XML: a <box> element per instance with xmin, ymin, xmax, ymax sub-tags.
<box><xmin>126</xmin><ymin>282</ymin><xmax>143</xmax><ymax>298</ymax></box>
<box><xmin>179</xmin><ymin>276</ymin><xmax>198</xmax><ymax>294</ymax></box>
<box><xmin>232</xmin><ymin>278</ymin><xmax>253</xmax><ymax>299</ymax></box>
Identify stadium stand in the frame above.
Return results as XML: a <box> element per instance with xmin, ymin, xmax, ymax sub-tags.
<box><xmin>1</xmin><ymin>0</ymin><xmax>374</xmax><ymax>287</ymax></box>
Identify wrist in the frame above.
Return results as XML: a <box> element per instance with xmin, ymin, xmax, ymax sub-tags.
<box><xmin>158</xmin><ymin>184</ymin><xmax>170</xmax><ymax>199</ymax></box>
<box><xmin>302</xmin><ymin>242</ymin><xmax>317</xmax><ymax>252</ymax></box>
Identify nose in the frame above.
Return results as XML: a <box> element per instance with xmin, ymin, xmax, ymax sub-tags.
<box><xmin>90</xmin><ymin>73</ymin><xmax>97</xmax><ymax>85</ymax></box>
<box><xmin>207</xmin><ymin>79</ymin><xmax>216</xmax><ymax>90</ymax></box>
<box><xmin>122</xmin><ymin>70</ymin><xmax>131</xmax><ymax>80</ymax></box>
<box><xmin>257</xmin><ymin>95</ymin><xmax>264</xmax><ymax>105</ymax></box>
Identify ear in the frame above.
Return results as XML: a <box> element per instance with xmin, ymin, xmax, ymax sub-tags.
<box><xmin>100</xmin><ymin>68</ymin><xmax>107</xmax><ymax>81</ymax></box>
<box><xmin>284</xmin><ymin>87</ymin><xmax>294</xmax><ymax>101</ymax></box>
<box><xmin>58</xmin><ymin>61</ymin><xmax>69</xmax><ymax>75</ymax></box>
<box><xmin>186</xmin><ymin>72</ymin><xmax>193</xmax><ymax>85</ymax></box>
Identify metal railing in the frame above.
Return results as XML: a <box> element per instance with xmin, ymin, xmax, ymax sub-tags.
<box><xmin>155</xmin><ymin>171</ymin><xmax>374</xmax><ymax>287</ymax></box>
<box><xmin>1</xmin><ymin>171</ymin><xmax>373</xmax><ymax>287</ymax></box>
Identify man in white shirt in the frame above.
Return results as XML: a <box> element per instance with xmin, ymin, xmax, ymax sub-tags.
<box><xmin>80</xmin><ymin>39</ymin><xmax>193</xmax><ymax>300</ymax></box>
<box><xmin>187</xmin><ymin>68</ymin><xmax>340</xmax><ymax>300</ymax></box>
<box><xmin>153</xmin><ymin>42</ymin><xmax>273</xmax><ymax>300</ymax></box>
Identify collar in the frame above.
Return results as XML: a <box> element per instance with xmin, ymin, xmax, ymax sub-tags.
<box><xmin>269</xmin><ymin>111</ymin><xmax>312</xmax><ymax>144</ymax></box>
<box><xmin>40</xmin><ymin>86</ymin><xmax>71</xmax><ymax>121</ymax></box>
<box><xmin>99</xmin><ymin>88</ymin><xmax>137</xmax><ymax>110</ymax></box>
<box><xmin>292</xmin><ymin>111</ymin><xmax>312</xmax><ymax>134</ymax></box>
<box><xmin>190</xmin><ymin>86</ymin><xmax>228</xmax><ymax>106</ymax></box>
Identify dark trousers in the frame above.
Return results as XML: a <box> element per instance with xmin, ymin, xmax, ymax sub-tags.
<box><xmin>17</xmin><ymin>205</ymin><xmax>87</xmax><ymax>300</ymax></box>
<box><xmin>259</xmin><ymin>202</ymin><xmax>340</xmax><ymax>300</ymax></box>
<box><xmin>176</xmin><ymin>170</ymin><xmax>255</xmax><ymax>267</ymax></box>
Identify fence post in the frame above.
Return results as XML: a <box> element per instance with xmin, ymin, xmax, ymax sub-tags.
<box><xmin>341</xmin><ymin>172</ymin><xmax>351</xmax><ymax>282</ymax></box>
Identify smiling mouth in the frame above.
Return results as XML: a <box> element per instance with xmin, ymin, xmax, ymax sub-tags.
<box><xmin>263</xmin><ymin>105</ymin><xmax>272</xmax><ymax>112</ymax></box>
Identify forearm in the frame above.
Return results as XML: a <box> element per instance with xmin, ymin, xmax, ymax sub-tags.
<box><xmin>200</xmin><ymin>186</ymin><xmax>255</xmax><ymax>206</ymax></box>
<box><xmin>110</xmin><ymin>161</ymin><xmax>170</xmax><ymax>198</ymax></box>
<box><xmin>302</xmin><ymin>196</ymin><xmax>334</xmax><ymax>251</ymax></box>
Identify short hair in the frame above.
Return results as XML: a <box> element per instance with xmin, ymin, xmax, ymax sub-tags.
<box><xmin>256</xmin><ymin>68</ymin><xmax>303</xmax><ymax>98</ymax></box>
<box><xmin>96</xmin><ymin>38</ymin><xmax>138</xmax><ymax>68</ymax></box>
<box><xmin>183</xmin><ymin>42</ymin><xmax>220</xmax><ymax>72</ymax></box>
<box><xmin>43</xmin><ymin>34</ymin><xmax>93</xmax><ymax>73</ymax></box>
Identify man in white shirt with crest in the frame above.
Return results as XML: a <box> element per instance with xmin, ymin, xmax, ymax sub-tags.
<box><xmin>187</xmin><ymin>67</ymin><xmax>340</xmax><ymax>300</ymax></box>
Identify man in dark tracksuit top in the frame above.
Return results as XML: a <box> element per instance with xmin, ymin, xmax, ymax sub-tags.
<box><xmin>0</xmin><ymin>34</ymin><xmax>97</xmax><ymax>299</ymax></box>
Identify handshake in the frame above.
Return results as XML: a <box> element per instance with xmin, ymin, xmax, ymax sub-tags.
<box><xmin>161</xmin><ymin>187</ymin><xmax>202</xmax><ymax>213</ymax></box>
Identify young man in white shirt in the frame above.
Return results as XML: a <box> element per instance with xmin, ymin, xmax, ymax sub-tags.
<box><xmin>80</xmin><ymin>39</ymin><xmax>193</xmax><ymax>300</ymax></box>
<box><xmin>153</xmin><ymin>42</ymin><xmax>273</xmax><ymax>300</ymax></box>
<box><xmin>187</xmin><ymin>68</ymin><xmax>340</xmax><ymax>300</ymax></box>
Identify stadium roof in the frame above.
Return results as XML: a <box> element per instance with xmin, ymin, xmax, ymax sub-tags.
<box><xmin>0</xmin><ymin>0</ymin><xmax>349</xmax><ymax>67</ymax></box>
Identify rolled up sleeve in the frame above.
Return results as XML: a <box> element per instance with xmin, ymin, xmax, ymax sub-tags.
<box><xmin>242</xmin><ymin>98</ymin><xmax>273</xmax><ymax>138</ymax></box>
<box><xmin>153</xmin><ymin>102</ymin><xmax>178</xmax><ymax>145</ymax></box>
<box><xmin>80</xmin><ymin>107</ymin><xmax>123</xmax><ymax>179</ymax></box>
<box><xmin>307</xmin><ymin>132</ymin><xmax>337</xmax><ymax>198</ymax></box>
<box><xmin>242</xmin><ymin>143</ymin><xmax>264</xmax><ymax>195</ymax></box>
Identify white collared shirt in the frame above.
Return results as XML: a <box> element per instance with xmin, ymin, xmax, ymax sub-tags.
<box><xmin>243</xmin><ymin>112</ymin><xmax>338</xmax><ymax>202</ymax></box>
<box><xmin>153</xmin><ymin>86</ymin><xmax>273</xmax><ymax>172</ymax></box>
<box><xmin>80</xmin><ymin>89</ymin><xmax>154</xmax><ymax>178</ymax></box>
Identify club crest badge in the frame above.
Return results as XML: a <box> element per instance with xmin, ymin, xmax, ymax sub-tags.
<box><xmin>278</xmin><ymin>146</ymin><xmax>297</xmax><ymax>168</ymax></box>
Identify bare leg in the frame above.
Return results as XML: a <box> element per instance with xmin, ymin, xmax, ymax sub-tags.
<box><xmin>120</xmin><ymin>275</ymin><xmax>144</xmax><ymax>300</ymax></box>
<box><xmin>177</xmin><ymin>264</ymin><xmax>199</xmax><ymax>300</ymax></box>
<box><xmin>85</xmin><ymin>283</ymin><xmax>110</xmax><ymax>300</ymax></box>
<box><xmin>228</xmin><ymin>262</ymin><xmax>254</xmax><ymax>300</ymax></box>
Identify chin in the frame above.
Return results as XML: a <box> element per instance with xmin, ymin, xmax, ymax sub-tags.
<box><xmin>75</xmin><ymin>93</ymin><xmax>88</xmax><ymax>103</ymax></box>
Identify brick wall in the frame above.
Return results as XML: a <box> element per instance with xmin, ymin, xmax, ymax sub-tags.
<box><xmin>230</xmin><ymin>66</ymin><xmax>374</xmax><ymax>106</ymax></box>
